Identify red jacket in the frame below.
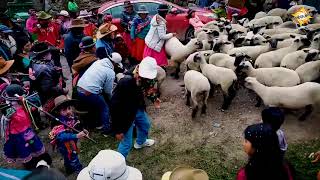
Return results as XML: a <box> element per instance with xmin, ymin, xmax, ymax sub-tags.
<box><xmin>33</xmin><ymin>22</ymin><xmax>60</xmax><ymax>47</ymax></box>
<box><xmin>84</xmin><ymin>23</ymin><xmax>97</xmax><ymax>37</ymax></box>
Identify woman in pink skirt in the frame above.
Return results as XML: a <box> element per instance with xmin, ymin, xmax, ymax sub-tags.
<box><xmin>144</xmin><ymin>4</ymin><xmax>175</xmax><ymax>67</ymax></box>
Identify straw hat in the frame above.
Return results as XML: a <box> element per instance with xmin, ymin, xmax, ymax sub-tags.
<box><xmin>58</xmin><ymin>10</ymin><xmax>70</xmax><ymax>17</ymax></box>
<box><xmin>161</xmin><ymin>166</ymin><xmax>209</xmax><ymax>180</ymax></box>
<box><xmin>70</xmin><ymin>19</ymin><xmax>86</xmax><ymax>28</ymax></box>
<box><xmin>137</xmin><ymin>5</ymin><xmax>149</xmax><ymax>14</ymax></box>
<box><xmin>77</xmin><ymin>150</ymin><xmax>142</xmax><ymax>180</ymax></box>
<box><xmin>0</xmin><ymin>57</ymin><xmax>14</xmax><ymax>75</ymax></box>
<box><xmin>37</xmin><ymin>11</ymin><xmax>52</xmax><ymax>20</ymax></box>
<box><xmin>51</xmin><ymin>95</ymin><xmax>78</xmax><ymax>113</ymax></box>
<box><xmin>138</xmin><ymin>57</ymin><xmax>157</xmax><ymax>79</ymax></box>
<box><xmin>96</xmin><ymin>23</ymin><xmax>118</xmax><ymax>39</ymax></box>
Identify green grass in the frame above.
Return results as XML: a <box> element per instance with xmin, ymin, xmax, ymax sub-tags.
<box><xmin>79</xmin><ymin>131</ymin><xmax>320</xmax><ymax>180</ymax></box>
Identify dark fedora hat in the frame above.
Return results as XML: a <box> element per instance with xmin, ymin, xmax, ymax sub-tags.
<box><xmin>124</xmin><ymin>1</ymin><xmax>133</xmax><ymax>8</ymax></box>
<box><xmin>32</xmin><ymin>42</ymin><xmax>52</xmax><ymax>58</ymax></box>
<box><xmin>79</xmin><ymin>36</ymin><xmax>96</xmax><ymax>49</ymax></box>
<box><xmin>51</xmin><ymin>95</ymin><xmax>78</xmax><ymax>113</ymax></box>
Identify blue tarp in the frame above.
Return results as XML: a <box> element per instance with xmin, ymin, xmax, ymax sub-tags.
<box><xmin>0</xmin><ymin>168</ymin><xmax>31</xmax><ymax>180</ymax></box>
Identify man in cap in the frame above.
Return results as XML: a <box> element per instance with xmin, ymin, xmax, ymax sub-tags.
<box><xmin>120</xmin><ymin>1</ymin><xmax>136</xmax><ymax>53</ymax></box>
<box><xmin>64</xmin><ymin>19</ymin><xmax>85</xmax><ymax>68</ymax></box>
<box><xmin>111</xmin><ymin>57</ymin><xmax>160</xmax><ymax>158</ymax></box>
<box><xmin>33</xmin><ymin>11</ymin><xmax>60</xmax><ymax>47</ymax></box>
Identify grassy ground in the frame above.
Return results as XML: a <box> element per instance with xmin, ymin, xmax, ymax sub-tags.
<box><xmin>79</xmin><ymin>131</ymin><xmax>320</xmax><ymax>180</ymax></box>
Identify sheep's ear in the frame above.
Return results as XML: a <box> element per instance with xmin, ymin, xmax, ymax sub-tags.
<box><xmin>276</xmin><ymin>38</ymin><xmax>284</xmax><ymax>42</ymax></box>
<box><xmin>290</xmin><ymin>34</ymin><xmax>296</xmax><ymax>38</ymax></box>
<box><xmin>303</xmin><ymin>49</ymin><xmax>310</xmax><ymax>53</ymax></box>
<box><xmin>224</xmin><ymin>41</ymin><xmax>232</xmax><ymax>45</ymax></box>
<box><xmin>230</xmin><ymin>53</ymin><xmax>236</xmax><ymax>57</ymax></box>
<box><xmin>294</xmin><ymin>38</ymin><xmax>300</xmax><ymax>42</ymax></box>
<box><xmin>245</xmin><ymin>54</ymin><xmax>251</xmax><ymax>59</ymax></box>
<box><xmin>264</xmin><ymin>35</ymin><xmax>271</xmax><ymax>40</ymax></box>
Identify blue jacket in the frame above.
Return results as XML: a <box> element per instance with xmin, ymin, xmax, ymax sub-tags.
<box><xmin>64</xmin><ymin>32</ymin><xmax>84</xmax><ymax>66</ymax></box>
<box><xmin>96</xmin><ymin>39</ymin><xmax>114</xmax><ymax>59</ymax></box>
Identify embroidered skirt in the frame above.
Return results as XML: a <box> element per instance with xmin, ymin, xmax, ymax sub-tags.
<box><xmin>131</xmin><ymin>38</ymin><xmax>146</xmax><ymax>62</ymax></box>
<box><xmin>143</xmin><ymin>46</ymin><xmax>168</xmax><ymax>67</ymax></box>
<box><xmin>4</xmin><ymin>128</ymin><xmax>45</xmax><ymax>163</ymax></box>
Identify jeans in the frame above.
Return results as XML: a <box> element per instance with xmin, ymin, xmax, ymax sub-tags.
<box><xmin>77</xmin><ymin>90</ymin><xmax>110</xmax><ymax>131</ymax></box>
<box><xmin>118</xmin><ymin>109</ymin><xmax>151</xmax><ymax>158</ymax></box>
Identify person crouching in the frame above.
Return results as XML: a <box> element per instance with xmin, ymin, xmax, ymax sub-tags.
<box><xmin>49</xmin><ymin>95</ymin><xmax>88</xmax><ymax>174</ymax></box>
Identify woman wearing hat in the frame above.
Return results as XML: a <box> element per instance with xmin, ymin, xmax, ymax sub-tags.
<box><xmin>77</xmin><ymin>10</ymin><xmax>97</xmax><ymax>38</ymax></box>
<box><xmin>57</xmin><ymin>10</ymin><xmax>71</xmax><ymax>36</ymax></box>
<box><xmin>64</xmin><ymin>19</ymin><xmax>86</xmax><ymax>68</ymax></box>
<box><xmin>144</xmin><ymin>4</ymin><xmax>175</xmax><ymax>67</ymax></box>
<box><xmin>95</xmin><ymin>23</ymin><xmax>118</xmax><ymax>59</ymax></box>
<box><xmin>237</xmin><ymin>123</ymin><xmax>294</xmax><ymax>180</ymax></box>
<box><xmin>130</xmin><ymin>5</ymin><xmax>151</xmax><ymax>62</ymax></box>
<box><xmin>111</xmin><ymin>57</ymin><xmax>160</xmax><ymax>158</ymax></box>
<box><xmin>33</xmin><ymin>11</ymin><xmax>60</xmax><ymax>47</ymax></box>
<box><xmin>121</xmin><ymin>0</ymin><xmax>136</xmax><ymax>56</ymax></box>
<box><xmin>29</xmin><ymin>42</ymin><xmax>67</xmax><ymax>111</ymax></box>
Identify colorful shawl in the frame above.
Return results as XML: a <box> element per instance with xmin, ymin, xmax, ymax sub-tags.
<box><xmin>134</xmin><ymin>16</ymin><xmax>151</xmax><ymax>35</ymax></box>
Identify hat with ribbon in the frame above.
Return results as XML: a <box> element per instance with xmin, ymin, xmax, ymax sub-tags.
<box><xmin>51</xmin><ymin>95</ymin><xmax>78</xmax><ymax>113</ymax></box>
<box><xmin>79</xmin><ymin>36</ymin><xmax>96</xmax><ymax>49</ymax></box>
<box><xmin>161</xmin><ymin>166</ymin><xmax>209</xmax><ymax>180</ymax></box>
<box><xmin>137</xmin><ymin>5</ymin><xmax>149</xmax><ymax>14</ymax></box>
<box><xmin>124</xmin><ymin>1</ymin><xmax>133</xmax><ymax>8</ymax></box>
<box><xmin>96</xmin><ymin>23</ymin><xmax>118</xmax><ymax>39</ymax></box>
<box><xmin>70</xmin><ymin>19</ymin><xmax>86</xmax><ymax>28</ymax></box>
<box><xmin>77</xmin><ymin>150</ymin><xmax>142</xmax><ymax>180</ymax></box>
<box><xmin>58</xmin><ymin>10</ymin><xmax>70</xmax><ymax>17</ymax></box>
<box><xmin>37</xmin><ymin>11</ymin><xmax>52</xmax><ymax>20</ymax></box>
<box><xmin>0</xmin><ymin>57</ymin><xmax>14</xmax><ymax>75</ymax></box>
<box><xmin>32</xmin><ymin>42</ymin><xmax>51</xmax><ymax>58</ymax></box>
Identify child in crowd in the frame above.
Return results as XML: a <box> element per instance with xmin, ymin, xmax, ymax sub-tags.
<box><xmin>2</xmin><ymin>84</ymin><xmax>51</xmax><ymax>170</ymax></box>
<box><xmin>237</xmin><ymin>123</ymin><xmax>293</xmax><ymax>180</ymax></box>
<box><xmin>49</xmin><ymin>95</ymin><xmax>88</xmax><ymax>174</ymax></box>
<box><xmin>261</xmin><ymin>107</ymin><xmax>288</xmax><ymax>159</ymax></box>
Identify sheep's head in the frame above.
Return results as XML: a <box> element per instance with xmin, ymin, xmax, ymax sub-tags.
<box><xmin>187</xmin><ymin>38</ymin><xmax>203</xmax><ymax>50</ymax></box>
<box><xmin>206</xmin><ymin>29</ymin><xmax>220</xmax><ymax>39</ymax></box>
<box><xmin>193</xmin><ymin>53</ymin><xmax>202</xmax><ymax>63</ymax></box>
<box><xmin>231</xmin><ymin>52</ymin><xmax>252</xmax><ymax>67</ymax></box>
<box><xmin>305</xmin><ymin>49</ymin><xmax>320</xmax><ymax>62</ymax></box>
<box><xmin>244</xmin><ymin>77</ymin><xmax>258</xmax><ymax>89</ymax></box>
<box><xmin>294</xmin><ymin>36</ymin><xmax>311</xmax><ymax>49</ymax></box>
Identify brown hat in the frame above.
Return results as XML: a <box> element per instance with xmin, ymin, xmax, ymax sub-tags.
<box><xmin>51</xmin><ymin>95</ymin><xmax>78</xmax><ymax>113</ymax></box>
<box><xmin>37</xmin><ymin>11</ymin><xmax>52</xmax><ymax>20</ymax></box>
<box><xmin>70</xmin><ymin>19</ymin><xmax>86</xmax><ymax>29</ymax></box>
<box><xmin>96</xmin><ymin>23</ymin><xmax>118</xmax><ymax>39</ymax></box>
<box><xmin>0</xmin><ymin>57</ymin><xmax>14</xmax><ymax>75</ymax></box>
<box><xmin>124</xmin><ymin>1</ymin><xmax>133</xmax><ymax>8</ymax></box>
<box><xmin>161</xmin><ymin>166</ymin><xmax>209</xmax><ymax>180</ymax></box>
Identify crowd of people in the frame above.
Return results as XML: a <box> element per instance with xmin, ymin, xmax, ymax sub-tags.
<box><xmin>0</xmin><ymin>0</ymin><xmax>319</xmax><ymax>179</ymax></box>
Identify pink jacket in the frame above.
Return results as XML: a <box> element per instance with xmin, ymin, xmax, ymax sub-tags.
<box><xmin>26</xmin><ymin>16</ymin><xmax>38</xmax><ymax>33</ymax></box>
<box><xmin>9</xmin><ymin>107</ymin><xmax>31</xmax><ymax>134</ymax></box>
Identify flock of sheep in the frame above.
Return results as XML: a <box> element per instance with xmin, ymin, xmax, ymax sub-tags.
<box><xmin>161</xmin><ymin>5</ymin><xmax>320</xmax><ymax>120</ymax></box>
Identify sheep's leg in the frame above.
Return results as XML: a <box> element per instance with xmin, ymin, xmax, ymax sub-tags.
<box><xmin>255</xmin><ymin>95</ymin><xmax>262</xmax><ymax>107</ymax></box>
<box><xmin>174</xmin><ymin>62</ymin><xmax>181</xmax><ymax>79</ymax></box>
<box><xmin>186</xmin><ymin>90</ymin><xmax>191</xmax><ymax>106</ymax></box>
<box><xmin>298</xmin><ymin>105</ymin><xmax>313</xmax><ymax>121</ymax></box>
<box><xmin>191</xmin><ymin>91</ymin><xmax>198</xmax><ymax>118</ymax></box>
<box><xmin>201</xmin><ymin>91</ymin><xmax>210</xmax><ymax>115</ymax></box>
<box><xmin>221</xmin><ymin>81</ymin><xmax>237</xmax><ymax>110</ymax></box>
<box><xmin>209</xmin><ymin>82</ymin><xmax>214</xmax><ymax>97</ymax></box>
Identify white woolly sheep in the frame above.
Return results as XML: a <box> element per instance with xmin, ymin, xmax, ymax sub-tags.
<box><xmin>255</xmin><ymin>36</ymin><xmax>310</xmax><ymax>68</ymax></box>
<box><xmin>209</xmin><ymin>52</ymin><xmax>250</xmax><ymax>71</ymax></box>
<box><xmin>280</xmin><ymin>49</ymin><xmax>319</xmax><ymax>70</ymax></box>
<box><xmin>193</xmin><ymin>53</ymin><xmax>238</xmax><ymax>110</ymax></box>
<box><xmin>276</xmin><ymin>21</ymin><xmax>297</xmax><ymax>29</ymax></box>
<box><xmin>255</xmin><ymin>12</ymin><xmax>267</xmax><ymax>19</ymax></box>
<box><xmin>156</xmin><ymin>66</ymin><xmax>166</xmax><ymax>91</ymax></box>
<box><xmin>185</xmin><ymin>50</ymin><xmax>214</xmax><ymax>71</ymax></box>
<box><xmin>184</xmin><ymin>70</ymin><xmax>211</xmax><ymax>118</ymax></box>
<box><xmin>238</xmin><ymin>61</ymin><xmax>301</xmax><ymax>87</ymax></box>
<box><xmin>296</xmin><ymin>60</ymin><xmax>320</xmax><ymax>83</ymax></box>
<box><xmin>267</xmin><ymin>8</ymin><xmax>288</xmax><ymax>21</ymax></box>
<box><xmin>248</xmin><ymin>16</ymin><xmax>283</xmax><ymax>29</ymax></box>
<box><xmin>245</xmin><ymin>77</ymin><xmax>320</xmax><ymax>120</ymax></box>
<box><xmin>165</xmin><ymin>37</ymin><xmax>203</xmax><ymax>78</ymax></box>
<box><xmin>227</xmin><ymin>39</ymin><xmax>278</xmax><ymax>61</ymax></box>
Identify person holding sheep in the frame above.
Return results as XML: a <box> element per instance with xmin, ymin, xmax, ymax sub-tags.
<box><xmin>130</xmin><ymin>5</ymin><xmax>151</xmax><ymax>63</ymax></box>
<box><xmin>111</xmin><ymin>57</ymin><xmax>160</xmax><ymax>158</ymax></box>
<box><xmin>144</xmin><ymin>4</ymin><xmax>176</xmax><ymax>67</ymax></box>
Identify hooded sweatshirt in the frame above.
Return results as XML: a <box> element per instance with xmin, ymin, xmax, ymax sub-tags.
<box><xmin>77</xmin><ymin>57</ymin><xmax>115</xmax><ymax>98</ymax></box>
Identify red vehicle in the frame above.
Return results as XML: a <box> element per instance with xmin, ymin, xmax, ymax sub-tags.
<box><xmin>98</xmin><ymin>0</ymin><xmax>217</xmax><ymax>41</ymax></box>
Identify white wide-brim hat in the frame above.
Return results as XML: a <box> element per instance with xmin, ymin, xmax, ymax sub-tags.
<box><xmin>138</xmin><ymin>57</ymin><xmax>157</xmax><ymax>79</ymax></box>
<box><xmin>77</xmin><ymin>150</ymin><xmax>142</xmax><ymax>180</ymax></box>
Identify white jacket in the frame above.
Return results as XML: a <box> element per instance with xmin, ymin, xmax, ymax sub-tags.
<box><xmin>145</xmin><ymin>15</ymin><xmax>173</xmax><ymax>52</ymax></box>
